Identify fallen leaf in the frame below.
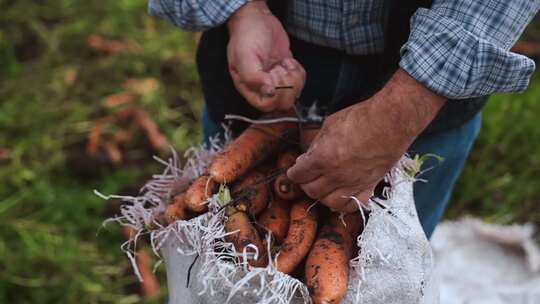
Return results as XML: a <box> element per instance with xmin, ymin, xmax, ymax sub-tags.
<box><xmin>136</xmin><ymin>250</ymin><xmax>161</xmax><ymax>299</ymax></box>
<box><xmin>113</xmin><ymin>129</ymin><xmax>134</xmax><ymax>144</ymax></box>
<box><xmin>87</xmin><ymin>34</ymin><xmax>128</xmax><ymax>54</ymax></box>
<box><xmin>104</xmin><ymin>91</ymin><xmax>135</xmax><ymax>108</ymax></box>
<box><xmin>87</xmin><ymin>119</ymin><xmax>108</xmax><ymax>156</ymax></box>
<box><xmin>103</xmin><ymin>141</ymin><xmax>123</xmax><ymax>164</ymax></box>
<box><xmin>123</xmin><ymin>78</ymin><xmax>159</xmax><ymax>95</ymax></box>
<box><xmin>132</xmin><ymin>108</ymin><xmax>169</xmax><ymax>152</ymax></box>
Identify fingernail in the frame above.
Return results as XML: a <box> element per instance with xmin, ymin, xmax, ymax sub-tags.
<box><xmin>282</xmin><ymin>58</ymin><xmax>296</xmax><ymax>70</ymax></box>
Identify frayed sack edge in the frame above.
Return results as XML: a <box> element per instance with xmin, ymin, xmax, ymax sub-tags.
<box><xmin>97</xmin><ymin>130</ymin><xmax>428</xmax><ymax>304</ymax></box>
<box><xmin>96</xmin><ymin>130</ymin><xmax>231</xmax><ymax>282</ymax></box>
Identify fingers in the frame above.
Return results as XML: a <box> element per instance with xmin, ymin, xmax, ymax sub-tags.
<box><xmin>233</xmin><ymin>50</ymin><xmax>271</xmax><ymax>91</ymax></box>
<box><xmin>263</xmin><ymin>66</ymin><xmax>295</xmax><ymax>110</ymax></box>
<box><xmin>275</xmin><ymin>58</ymin><xmax>305</xmax><ymax>110</ymax></box>
<box><xmin>229</xmin><ymin>56</ymin><xmax>305</xmax><ymax>112</ymax></box>
<box><xmin>229</xmin><ymin>49</ymin><xmax>277</xmax><ymax>112</ymax></box>
<box><xmin>286</xmin><ymin>59</ymin><xmax>306</xmax><ymax>102</ymax></box>
<box><xmin>318</xmin><ymin>187</ymin><xmax>360</xmax><ymax>211</ymax></box>
<box><xmin>319</xmin><ymin>187</ymin><xmax>374</xmax><ymax>213</ymax></box>
<box><xmin>257</xmin><ymin>58</ymin><xmax>305</xmax><ymax>111</ymax></box>
<box><xmin>341</xmin><ymin>189</ymin><xmax>372</xmax><ymax>213</ymax></box>
<box><xmin>230</xmin><ymin>70</ymin><xmax>278</xmax><ymax>112</ymax></box>
<box><xmin>267</xmin><ymin>65</ymin><xmax>289</xmax><ymax>95</ymax></box>
<box><xmin>299</xmin><ymin>176</ymin><xmax>339</xmax><ymax>200</ymax></box>
<box><xmin>287</xmin><ymin>153</ymin><xmax>322</xmax><ymax>184</ymax></box>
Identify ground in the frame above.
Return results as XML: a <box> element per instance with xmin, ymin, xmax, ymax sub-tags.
<box><xmin>0</xmin><ymin>1</ymin><xmax>538</xmax><ymax>303</ymax></box>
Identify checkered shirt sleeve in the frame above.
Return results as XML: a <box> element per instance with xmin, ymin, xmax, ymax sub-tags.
<box><xmin>148</xmin><ymin>0</ymin><xmax>249</xmax><ymax>31</ymax></box>
<box><xmin>400</xmin><ymin>0</ymin><xmax>540</xmax><ymax>99</ymax></box>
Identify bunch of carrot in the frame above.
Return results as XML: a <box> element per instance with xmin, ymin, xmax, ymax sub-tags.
<box><xmin>161</xmin><ymin>120</ymin><xmax>366</xmax><ymax>304</ymax></box>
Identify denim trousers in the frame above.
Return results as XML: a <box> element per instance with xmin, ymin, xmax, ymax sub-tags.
<box><xmin>200</xmin><ymin>39</ymin><xmax>482</xmax><ymax>238</ymax></box>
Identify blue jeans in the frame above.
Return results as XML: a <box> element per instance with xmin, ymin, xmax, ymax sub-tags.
<box><xmin>409</xmin><ymin>113</ymin><xmax>481</xmax><ymax>237</ymax></box>
<box><xmin>202</xmin><ymin>107</ymin><xmax>481</xmax><ymax>238</ymax></box>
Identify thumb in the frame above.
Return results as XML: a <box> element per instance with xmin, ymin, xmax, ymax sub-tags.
<box><xmin>234</xmin><ymin>52</ymin><xmax>275</xmax><ymax>95</ymax></box>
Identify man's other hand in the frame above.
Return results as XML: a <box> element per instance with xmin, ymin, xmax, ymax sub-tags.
<box><xmin>227</xmin><ymin>1</ymin><xmax>305</xmax><ymax>112</ymax></box>
<box><xmin>287</xmin><ymin>69</ymin><xmax>446</xmax><ymax>212</ymax></box>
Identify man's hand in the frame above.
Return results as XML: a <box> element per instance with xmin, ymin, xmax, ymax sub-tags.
<box><xmin>227</xmin><ymin>1</ymin><xmax>305</xmax><ymax>112</ymax></box>
<box><xmin>287</xmin><ymin>69</ymin><xmax>446</xmax><ymax>212</ymax></box>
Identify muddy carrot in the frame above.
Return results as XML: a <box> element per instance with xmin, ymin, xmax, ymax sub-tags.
<box><xmin>232</xmin><ymin>170</ymin><xmax>270</xmax><ymax>217</ymax></box>
<box><xmin>185</xmin><ymin>174</ymin><xmax>218</xmax><ymax>213</ymax></box>
<box><xmin>274</xmin><ymin>150</ymin><xmax>302</xmax><ymax>200</ymax></box>
<box><xmin>224</xmin><ymin>206</ymin><xmax>268</xmax><ymax>268</ymax></box>
<box><xmin>329</xmin><ymin>212</ymin><xmax>365</xmax><ymax>241</ymax></box>
<box><xmin>274</xmin><ymin>174</ymin><xmax>302</xmax><ymax>201</ymax></box>
<box><xmin>209</xmin><ymin>121</ymin><xmax>296</xmax><ymax>184</ymax></box>
<box><xmin>305</xmin><ymin>216</ymin><xmax>354</xmax><ymax>304</ymax></box>
<box><xmin>275</xmin><ymin>200</ymin><xmax>318</xmax><ymax>274</ymax></box>
<box><xmin>163</xmin><ymin>193</ymin><xmax>189</xmax><ymax>224</ymax></box>
<box><xmin>257</xmin><ymin>199</ymin><xmax>290</xmax><ymax>244</ymax></box>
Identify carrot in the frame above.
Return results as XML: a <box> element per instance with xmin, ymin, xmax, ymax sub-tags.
<box><xmin>329</xmin><ymin>212</ymin><xmax>365</xmax><ymax>241</ymax></box>
<box><xmin>232</xmin><ymin>170</ymin><xmax>269</xmax><ymax>216</ymax></box>
<box><xmin>275</xmin><ymin>200</ymin><xmax>318</xmax><ymax>274</ymax></box>
<box><xmin>274</xmin><ymin>174</ymin><xmax>302</xmax><ymax>201</ymax></box>
<box><xmin>276</xmin><ymin>150</ymin><xmax>299</xmax><ymax>169</ymax></box>
<box><xmin>256</xmin><ymin>162</ymin><xmax>277</xmax><ymax>176</ymax></box>
<box><xmin>274</xmin><ymin>150</ymin><xmax>303</xmax><ymax>200</ymax></box>
<box><xmin>305</xmin><ymin>216</ymin><xmax>354</xmax><ymax>304</ymax></box>
<box><xmin>224</xmin><ymin>206</ymin><xmax>268</xmax><ymax>268</ymax></box>
<box><xmin>209</xmin><ymin>121</ymin><xmax>296</xmax><ymax>184</ymax></box>
<box><xmin>163</xmin><ymin>193</ymin><xmax>189</xmax><ymax>225</ymax></box>
<box><xmin>257</xmin><ymin>199</ymin><xmax>290</xmax><ymax>244</ymax></box>
<box><xmin>185</xmin><ymin>174</ymin><xmax>218</xmax><ymax>213</ymax></box>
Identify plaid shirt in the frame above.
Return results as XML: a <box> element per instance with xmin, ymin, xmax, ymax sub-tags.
<box><xmin>149</xmin><ymin>0</ymin><xmax>539</xmax><ymax>99</ymax></box>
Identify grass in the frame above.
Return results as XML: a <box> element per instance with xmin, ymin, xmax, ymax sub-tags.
<box><xmin>0</xmin><ymin>0</ymin><xmax>538</xmax><ymax>303</ymax></box>
<box><xmin>450</xmin><ymin>84</ymin><xmax>540</xmax><ymax>228</ymax></box>
<box><xmin>0</xmin><ymin>0</ymin><xmax>201</xmax><ymax>302</ymax></box>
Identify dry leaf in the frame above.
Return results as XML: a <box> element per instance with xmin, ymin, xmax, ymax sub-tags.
<box><xmin>123</xmin><ymin>78</ymin><xmax>159</xmax><ymax>95</ymax></box>
<box><xmin>113</xmin><ymin>129</ymin><xmax>134</xmax><ymax>144</ymax></box>
<box><xmin>121</xmin><ymin>227</ymin><xmax>161</xmax><ymax>299</ymax></box>
<box><xmin>103</xmin><ymin>142</ymin><xmax>123</xmax><ymax>164</ymax></box>
<box><xmin>87</xmin><ymin>119</ymin><xmax>108</xmax><ymax>156</ymax></box>
<box><xmin>136</xmin><ymin>250</ymin><xmax>161</xmax><ymax>298</ymax></box>
<box><xmin>104</xmin><ymin>91</ymin><xmax>135</xmax><ymax>108</ymax></box>
<box><xmin>132</xmin><ymin>108</ymin><xmax>169</xmax><ymax>152</ymax></box>
<box><xmin>87</xmin><ymin>34</ymin><xmax>127</xmax><ymax>54</ymax></box>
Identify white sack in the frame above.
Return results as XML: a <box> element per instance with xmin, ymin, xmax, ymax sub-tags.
<box><xmin>104</xmin><ymin>140</ymin><xmax>438</xmax><ymax>304</ymax></box>
<box><xmin>432</xmin><ymin>218</ymin><xmax>540</xmax><ymax>304</ymax></box>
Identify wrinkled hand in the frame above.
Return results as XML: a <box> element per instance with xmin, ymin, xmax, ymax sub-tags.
<box><xmin>227</xmin><ymin>1</ymin><xmax>305</xmax><ymax>112</ymax></box>
<box><xmin>287</xmin><ymin>69</ymin><xmax>446</xmax><ymax>212</ymax></box>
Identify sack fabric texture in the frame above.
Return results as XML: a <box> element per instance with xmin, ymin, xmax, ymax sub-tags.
<box><xmin>104</xmin><ymin>139</ymin><xmax>438</xmax><ymax>304</ymax></box>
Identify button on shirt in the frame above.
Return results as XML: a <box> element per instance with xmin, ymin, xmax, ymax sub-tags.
<box><xmin>148</xmin><ymin>0</ymin><xmax>540</xmax><ymax>100</ymax></box>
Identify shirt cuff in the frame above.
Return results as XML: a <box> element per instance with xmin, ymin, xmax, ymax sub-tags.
<box><xmin>148</xmin><ymin>0</ymin><xmax>250</xmax><ymax>32</ymax></box>
<box><xmin>399</xmin><ymin>8</ymin><xmax>536</xmax><ymax>100</ymax></box>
